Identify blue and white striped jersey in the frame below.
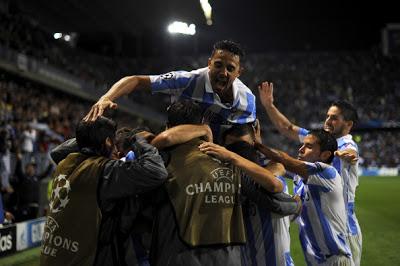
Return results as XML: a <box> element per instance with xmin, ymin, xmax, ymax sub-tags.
<box><xmin>295</xmin><ymin>162</ymin><xmax>351</xmax><ymax>265</ymax></box>
<box><xmin>149</xmin><ymin>67</ymin><xmax>256</xmax><ymax>125</ymax></box>
<box><xmin>299</xmin><ymin>129</ymin><xmax>361</xmax><ymax>236</ymax></box>
<box><xmin>333</xmin><ymin>135</ymin><xmax>359</xmax><ymax>203</ymax></box>
<box><xmin>241</xmin><ymin>165</ymin><xmax>294</xmax><ymax>266</ymax></box>
<box><xmin>293</xmin><ymin>174</ymin><xmax>305</xmax><ymax>199</ymax></box>
<box><xmin>333</xmin><ymin>135</ymin><xmax>361</xmax><ymax>236</ymax></box>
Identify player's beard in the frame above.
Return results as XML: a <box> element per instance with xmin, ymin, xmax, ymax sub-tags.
<box><xmin>324</xmin><ymin>123</ymin><xmax>345</xmax><ymax>138</ymax></box>
<box><xmin>332</xmin><ymin>124</ymin><xmax>346</xmax><ymax>138</ymax></box>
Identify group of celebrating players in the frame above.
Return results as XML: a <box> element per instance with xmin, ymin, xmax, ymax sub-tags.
<box><xmin>40</xmin><ymin>40</ymin><xmax>361</xmax><ymax>266</ymax></box>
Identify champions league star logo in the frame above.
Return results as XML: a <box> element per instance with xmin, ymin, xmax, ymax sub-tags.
<box><xmin>49</xmin><ymin>174</ymin><xmax>71</xmax><ymax>213</ymax></box>
<box><xmin>160</xmin><ymin>72</ymin><xmax>174</xmax><ymax>80</ymax></box>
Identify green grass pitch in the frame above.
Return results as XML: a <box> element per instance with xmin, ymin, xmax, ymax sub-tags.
<box><xmin>289</xmin><ymin>176</ymin><xmax>400</xmax><ymax>266</ymax></box>
<box><xmin>1</xmin><ymin>176</ymin><xmax>399</xmax><ymax>266</ymax></box>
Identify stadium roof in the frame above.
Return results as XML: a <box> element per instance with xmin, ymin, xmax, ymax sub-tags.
<box><xmin>14</xmin><ymin>0</ymin><xmax>400</xmax><ymax>56</ymax></box>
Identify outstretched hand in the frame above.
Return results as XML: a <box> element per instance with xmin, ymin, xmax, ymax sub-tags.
<box><xmin>84</xmin><ymin>98</ymin><xmax>118</xmax><ymax>121</ymax></box>
<box><xmin>334</xmin><ymin>150</ymin><xmax>358</xmax><ymax>164</ymax></box>
<box><xmin>258</xmin><ymin>81</ymin><xmax>274</xmax><ymax>108</ymax></box>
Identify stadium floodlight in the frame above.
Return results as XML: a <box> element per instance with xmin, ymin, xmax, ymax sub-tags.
<box><xmin>53</xmin><ymin>33</ymin><xmax>62</xmax><ymax>39</ymax></box>
<box><xmin>168</xmin><ymin>21</ymin><xmax>196</xmax><ymax>35</ymax></box>
<box><xmin>52</xmin><ymin>32</ymin><xmax>77</xmax><ymax>46</ymax></box>
<box><xmin>200</xmin><ymin>0</ymin><xmax>212</xmax><ymax>25</ymax></box>
<box><xmin>63</xmin><ymin>34</ymin><xmax>71</xmax><ymax>41</ymax></box>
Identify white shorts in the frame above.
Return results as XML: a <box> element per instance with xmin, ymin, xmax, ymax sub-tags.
<box><xmin>324</xmin><ymin>254</ymin><xmax>354</xmax><ymax>266</ymax></box>
<box><xmin>348</xmin><ymin>233</ymin><xmax>362</xmax><ymax>266</ymax></box>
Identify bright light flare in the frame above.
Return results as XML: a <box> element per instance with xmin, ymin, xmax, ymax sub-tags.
<box><xmin>168</xmin><ymin>21</ymin><xmax>196</xmax><ymax>35</ymax></box>
<box><xmin>53</xmin><ymin>33</ymin><xmax>72</xmax><ymax>42</ymax></box>
<box><xmin>200</xmin><ymin>0</ymin><xmax>212</xmax><ymax>25</ymax></box>
<box><xmin>53</xmin><ymin>33</ymin><xmax>62</xmax><ymax>39</ymax></box>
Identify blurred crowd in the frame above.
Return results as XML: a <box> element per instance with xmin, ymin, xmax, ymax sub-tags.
<box><xmin>0</xmin><ymin>9</ymin><xmax>118</xmax><ymax>86</ymax></box>
<box><xmin>0</xmin><ymin>73</ymin><xmax>148</xmax><ymax>224</ymax></box>
<box><xmin>356</xmin><ymin>131</ymin><xmax>400</xmax><ymax>168</ymax></box>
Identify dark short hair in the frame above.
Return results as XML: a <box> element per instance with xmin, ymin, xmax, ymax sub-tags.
<box><xmin>211</xmin><ymin>40</ymin><xmax>245</xmax><ymax>61</ymax></box>
<box><xmin>116</xmin><ymin>127</ymin><xmax>132</xmax><ymax>135</ymax></box>
<box><xmin>308</xmin><ymin>129</ymin><xmax>338</xmax><ymax>164</ymax></box>
<box><xmin>225</xmin><ymin>141</ymin><xmax>258</xmax><ymax>163</ymax></box>
<box><xmin>222</xmin><ymin>123</ymin><xmax>255</xmax><ymax>145</ymax></box>
<box><xmin>330</xmin><ymin>100</ymin><xmax>358</xmax><ymax>124</ymax></box>
<box><xmin>76</xmin><ymin>116</ymin><xmax>117</xmax><ymax>156</ymax></box>
<box><xmin>115</xmin><ymin>126</ymin><xmax>153</xmax><ymax>155</ymax></box>
<box><xmin>166</xmin><ymin>100</ymin><xmax>203</xmax><ymax>127</ymax></box>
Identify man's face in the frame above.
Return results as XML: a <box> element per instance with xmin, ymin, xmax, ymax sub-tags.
<box><xmin>105</xmin><ymin>137</ymin><xmax>117</xmax><ymax>158</ymax></box>
<box><xmin>224</xmin><ymin>133</ymin><xmax>254</xmax><ymax>146</ymax></box>
<box><xmin>25</xmin><ymin>164</ymin><xmax>36</xmax><ymax>177</ymax></box>
<box><xmin>298</xmin><ymin>135</ymin><xmax>322</xmax><ymax>163</ymax></box>
<box><xmin>323</xmin><ymin>106</ymin><xmax>347</xmax><ymax>138</ymax></box>
<box><xmin>223</xmin><ymin>133</ymin><xmax>258</xmax><ymax>164</ymax></box>
<box><xmin>208</xmin><ymin>49</ymin><xmax>241</xmax><ymax>97</ymax></box>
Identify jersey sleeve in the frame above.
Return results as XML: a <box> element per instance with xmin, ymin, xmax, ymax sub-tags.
<box><xmin>298</xmin><ymin>127</ymin><xmax>309</xmax><ymax>143</ymax></box>
<box><xmin>149</xmin><ymin>71</ymin><xmax>194</xmax><ymax>96</ymax></box>
<box><xmin>293</xmin><ymin>175</ymin><xmax>305</xmax><ymax>197</ymax></box>
<box><xmin>339</xmin><ymin>141</ymin><xmax>358</xmax><ymax>154</ymax></box>
<box><xmin>303</xmin><ymin>162</ymin><xmax>338</xmax><ymax>190</ymax></box>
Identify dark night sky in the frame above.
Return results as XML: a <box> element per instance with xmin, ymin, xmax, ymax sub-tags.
<box><xmin>13</xmin><ymin>0</ymin><xmax>400</xmax><ymax>56</ymax></box>
<box><xmin>195</xmin><ymin>0</ymin><xmax>399</xmax><ymax>52</ymax></box>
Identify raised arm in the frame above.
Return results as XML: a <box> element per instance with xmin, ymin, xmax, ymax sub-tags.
<box><xmin>85</xmin><ymin>76</ymin><xmax>151</xmax><ymax>121</ymax></box>
<box><xmin>258</xmin><ymin>81</ymin><xmax>301</xmax><ymax>141</ymax></box>
<box><xmin>198</xmin><ymin>142</ymin><xmax>283</xmax><ymax>193</ymax></box>
<box><xmin>151</xmin><ymin>124</ymin><xmax>213</xmax><ymax>150</ymax></box>
<box><xmin>255</xmin><ymin>142</ymin><xmax>310</xmax><ymax>181</ymax></box>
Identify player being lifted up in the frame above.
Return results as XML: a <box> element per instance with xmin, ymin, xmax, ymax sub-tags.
<box><xmin>85</xmin><ymin>40</ymin><xmax>256</xmax><ymax>142</ymax></box>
